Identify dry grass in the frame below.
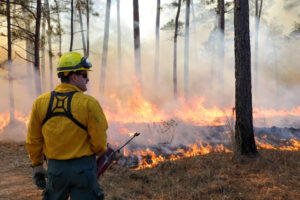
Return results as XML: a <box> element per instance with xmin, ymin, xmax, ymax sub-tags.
<box><xmin>102</xmin><ymin>149</ymin><xmax>300</xmax><ymax>200</ymax></box>
<box><xmin>0</xmin><ymin>141</ymin><xmax>299</xmax><ymax>200</ymax></box>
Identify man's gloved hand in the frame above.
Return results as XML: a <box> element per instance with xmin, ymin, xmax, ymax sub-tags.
<box><xmin>32</xmin><ymin>165</ymin><xmax>47</xmax><ymax>190</ymax></box>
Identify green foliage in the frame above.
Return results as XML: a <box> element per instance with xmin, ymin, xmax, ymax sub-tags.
<box><xmin>161</xmin><ymin>19</ymin><xmax>184</xmax><ymax>31</ymax></box>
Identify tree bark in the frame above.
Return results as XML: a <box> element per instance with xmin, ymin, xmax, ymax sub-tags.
<box><xmin>234</xmin><ymin>0</ymin><xmax>258</xmax><ymax>157</ymax></box>
<box><xmin>77</xmin><ymin>0</ymin><xmax>87</xmax><ymax>56</ymax></box>
<box><xmin>45</xmin><ymin>0</ymin><xmax>53</xmax><ymax>89</ymax></box>
<box><xmin>190</xmin><ymin>0</ymin><xmax>199</xmax><ymax>67</ymax></box>
<box><xmin>70</xmin><ymin>0</ymin><xmax>74</xmax><ymax>51</ymax></box>
<box><xmin>54</xmin><ymin>0</ymin><xmax>62</xmax><ymax>56</ymax></box>
<box><xmin>173</xmin><ymin>0</ymin><xmax>181</xmax><ymax>100</ymax></box>
<box><xmin>86</xmin><ymin>0</ymin><xmax>90</xmax><ymax>56</ymax></box>
<box><xmin>218</xmin><ymin>0</ymin><xmax>225</xmax><ymax>93</ymax></box>
<box><xmin>154</xmin><ymin>0</ymin><xmax>160</xmax><ymax>87</ymax></box>
<box><xmin>34</xmin><ymin>0</ymin><xmax>42</xmax><ymax>96</ymax></box>
<box><xmin>254</xmin><ymin>0</ymin><xmax>263</xmax><ymax>95</ymax></box>
<box><xmin>7</xmin><ymin>0</ymin><xmax>15</xmax><ymax>121</ymax></box>
<box><xmin>100</xmin><ymin>0</ymin><xmax>111</xmax><ymax>93</ymax></box>
<box><xmin>184</xmin><ymin>0</ymin><xmax>190</xmax><ymax>98</ymax></box>
<box><xmin>24</xmin><ymin>1</ymin><xmax>33</xmax><ymax>97</ymax></box>
<box><xmin>41</xmin><ymin>8</ymin><xmax>46</xmax><ymax>92</ymax></box>
<box><xmin>133</xmin><ymin>0</ymin><xmax>141</xmax><ymax>84</ymax></box>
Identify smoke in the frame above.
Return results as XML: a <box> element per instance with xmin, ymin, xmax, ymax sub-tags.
<box><xmin>0</xmin><ymin>0</ymin><xmax>300</xmax><ymax>145</ymax></box>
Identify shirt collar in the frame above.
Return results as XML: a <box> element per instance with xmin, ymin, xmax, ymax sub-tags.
<box><xmin>54</xmin><ymin>83</ymin><xmax>83</xmax><ymax>93</ymax></box>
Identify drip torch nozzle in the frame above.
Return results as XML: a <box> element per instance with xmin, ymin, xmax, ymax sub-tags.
<box><xmin>134</xmin><ymin>132</ymin><xmax>140</xmax><ymax>137</ymax></box>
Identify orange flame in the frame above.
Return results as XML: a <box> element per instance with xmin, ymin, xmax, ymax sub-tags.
<box><xmin>0</xmin><ymin>110</ymin><xmax>30</xmax><ymax>132</ymax></box>
<box><xmin>133</xmin><ymin>141</ymin><xmax>232</xmax><ymax>170</ymax></box>
<box><xmin>256</xmin><ymin>137</ymin><xmax>300</xmax><ymax>151</ymax></box>
<box><xmin>0</xmin><ymin>111</ymin><xmax>10</xmax><ymax>132</ymax></box>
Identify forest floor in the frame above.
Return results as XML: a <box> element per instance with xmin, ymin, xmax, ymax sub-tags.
<box><xmin>0</xmin><ymin>141</ymin><xmax>299</xmax><ymax>200</ymax></box>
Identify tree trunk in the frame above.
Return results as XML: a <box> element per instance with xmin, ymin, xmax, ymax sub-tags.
<box><xmin>41</xmin><ymin>8</ymin><xmax>46</xmax><ymax>92</ymax></box>
<box><xmin>54</xmin><ymin>0</ymin><xmax>62</xmax><ymax>56</ymax></box>
<box><xmin>25</xmin><ymin>1</ymin><xmax>33</xmax><ymax>97</ymax></box>
<box><xmin>184</xmin><ymin>0</ymin><xmax>190</xmax><ymax>98</ymax></box>
<box><xmin>218</xmin><ymin>0</ymin><xmax>225</xmax><ymax>93</ymax></box>
<box><xmin>117</xmin><ymin>0</ymin><xmax>122</xmax><ymax>88</ymax></box>
<box><xmin>77</xmin><ymin>1</ymin><xmax>87</xmax><ymax>56</ymax></box>
<box><xmin>86</xmin><ymin>0</ymin><xmax>90</xmax><ymax>56</ymax></box>
<box><xmin>70</xmin><ymin>0</ymin><xmax>74</xmax><ymax>51</ymax></box>
<box><xmin>133</xmin><ymin>0</ymin><xmax>141</xmax><ymax>84</ymax></box>
<box><xmin>190</xmin><ymin>0</ymin><xmax>199</xmax><ymax>67</ymax></box>
<box><xmin>154</xmin><ymin>0</ymin><xmax>160</xmax><ymax>87</ymax></box>
<box><xmin>7</xmin><ymin>0</ymin><xmax>15</xmax><ymax>122</ymax></box>
<box><xmin>34</xmin><ymin>0</ymin><xmax>42</xmax><ymax>96</ymax></box>
<box><xmin>173</xmin><ymin>0</ymin><xmax>182</xmax><ymax>100</ymax></box>
<box><xmin>254</xmin><ymin>0</ymin><xmax>263</xmax><ymax>95</ymax></box>
<box><xmin>234</xmin><ymin>0</ymin><xmax>258</xmax><ymax>157</ymax></box>
<box><xmin>45</xmin><ymin>0</ymin><xmax>53</xmax><ymax>90</ymax></box>
<box><xmin>100</xmin><ymin>0</ymin><xmax>111</xmax><ymax>93</ymax></box>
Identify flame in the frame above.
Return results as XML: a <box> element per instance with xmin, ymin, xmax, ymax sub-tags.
<box><xmin>0</xmin><ymin>110</ymin><xmax>30</xmax><ymax>132</ymax></box>
<box><xmin>253</xmin><ymin>106</ymin><xmax>300</xmax><ymax>118</ymax></box>
<box><xmin>0</xmin><ymin>111</ymin><xmax>10</xmax><ymax>132</ymax></box>
<box><xmin>133</xmin><ymin>141</ymin><xmax>232</xmax><ymax>170</ymax></box>
<box><xmin>0</xmin><ymin>84</ymin><xmax>300</xmax><ymax>170</ymax></box>
<box><xmin>256</xmin><ymin>137</ymin><xmax>300</xmax><ymax>151</ymax></box>
<box><xmin>14</xmin><ymin>110</ymin><xmax>30</xmax><ymax>128</ymax></box>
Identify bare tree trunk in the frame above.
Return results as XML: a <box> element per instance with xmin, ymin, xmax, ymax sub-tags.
<box><xmin>117</xmin><ymin>0</ymin><xmax>122</xmax><ymax>88</ymax></box>
<box><xmin>70</xmin><ymin>0</ymin><xmax>74</xmax><ymax>51</ymax></box>
<box><xmin>173</xmin><ymin>0</ymin><xmax>182</xmax><ymax>100</ymax></box>
<box><xmin>184</xmin><ymin>0</ymin><xmax>190</xmax><ymax>98</ymax></box>
<box><xmin>7</xmin><ymin>0</ymin><xmax>15</xmax><ymax>121</ymax></box>
<box><xmin>218</xmin><ymin>0</ymin><xmax>225</xmax><ymax>93</ymax></box>
<box><xmin>86</xmin><ymin>0</ymin><xmax>90</xmax><ymax>56</ymax></box>
<box><xmin>41</xmin><ymin>8</ymin><xmax>46</xmax><ymax>92</ymax></box>
<box><xmin>154</xmin><ymin>0</ymin><xmax>160</xmax><ymax>87</ymax></box>
<box><xmin>34</xmin><ymin>0</ymin><xmax>42</xmax><ymax>96</ymax></box>
<box><xmin>45</xmin><ymin>0</ymin><xmax>53</xmax><ymax>89</ymax></box>
<box><xmin>77</xmin><ymin>1</ymin><xmax>87</xmax><ymax>56</ymax></box>
<box><xmin>254</xmin><ymin>0</ymin><xmax>263</xmax><ymax>95</ymax></box>
<box><xmin>234</xmin><ymin>0</ymin><xmax>258</xmax><ymax>157</ymax></box>
<box><xmin>25</xmin><ymin>1</ymin><xmax>33</xmax><ymax>97</ymax></box>
<box><xmin>190</xmin><ymin>0</ymin><xmax>199</xmax><ymax>66</ymax></box>
<box><xmin>133</xmin><ymin>0</ymin><xmax>141</xmax><ymax>84</ymax></box>
<box><xmin>54</xmin><ymin>0</ymin><xmax>62</xmax><ymax>56</ymax></box>
<box><xmin>100</xmin><ymin>0</ymin><xmax>111</xmax><ymax>93</ymax></box>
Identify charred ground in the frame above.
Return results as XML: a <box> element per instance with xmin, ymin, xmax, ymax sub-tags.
<box><xmin>0</xmin><ymin>141</ymin><xmax>299</xmax><ymax>200</ymax></box>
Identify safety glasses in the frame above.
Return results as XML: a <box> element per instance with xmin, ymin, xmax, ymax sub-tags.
<box><xmin>75</xmin><ymin>71</ymin><xmax>88</xmax><ymax>79</ymax></box>
<box><xmin>80</xmin><ymin>73</ymin><xmax>88</xmax><ymax>79</ymax></box>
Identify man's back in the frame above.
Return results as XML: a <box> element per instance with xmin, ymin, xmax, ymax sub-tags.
<box><xmin>26</xmin><ymin>83</ymin><xmax>107</xmax><ymax>166</ymax></box>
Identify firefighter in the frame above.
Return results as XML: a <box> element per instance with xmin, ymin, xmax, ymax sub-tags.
<box><xmin>26</xmin><ymin>51</ymin><xmax>107</xmax><ymax>200</ymax></box>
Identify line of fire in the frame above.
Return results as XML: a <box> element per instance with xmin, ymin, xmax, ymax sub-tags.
<box><xmin>0</xmin><ymin>0</ymin><xmax>300</xmax><ymax>173</ymax></box>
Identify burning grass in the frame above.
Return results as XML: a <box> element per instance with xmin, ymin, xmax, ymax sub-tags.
<box><xmin>0</xmin><ymin>142</ymin><xmax>299</xmax><ymax>200</ymax></box>
<box><xmin>102</xmin><ymin>150</ymin><xmax>300</xmax><ymax>200</ymax></box>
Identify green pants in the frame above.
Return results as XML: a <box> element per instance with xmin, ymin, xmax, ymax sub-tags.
<box><xmin>42</xmin><ymin>155</ymin><xmax>104</xmax><ymax>200</ymax></box>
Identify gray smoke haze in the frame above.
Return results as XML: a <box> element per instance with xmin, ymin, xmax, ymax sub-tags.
<box><xmin>0</xmin><ymin>0</ymin><xmax>299</xmax><ymax>145</ymax></box>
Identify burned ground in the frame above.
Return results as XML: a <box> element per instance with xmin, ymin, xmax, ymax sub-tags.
<box><xmin>0</xmin><ymin>141</ymin><xmax>299</xmax><ymax>200</ymax></box>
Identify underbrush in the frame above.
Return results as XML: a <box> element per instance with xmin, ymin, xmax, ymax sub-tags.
<box><xmin>0</xmin><ymin>142</ymin><xmax>299</xmax><ymax>200</ymax></box>
<box><xmin>101</xmin><ymin>150</ymin><xmax>300</xmax><ymax>200</ymax></box>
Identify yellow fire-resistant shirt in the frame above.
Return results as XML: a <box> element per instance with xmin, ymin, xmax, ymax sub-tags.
<box><xmin>26</xmin><ymin>83</ymin><xmax>108</xmax><ymax>166</ymax></box>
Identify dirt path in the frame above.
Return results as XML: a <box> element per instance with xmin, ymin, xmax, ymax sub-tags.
<box><xmin>0</xmin><ymin>142</ymin><xmax>42</xmax><ymax>200</ymax></box>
